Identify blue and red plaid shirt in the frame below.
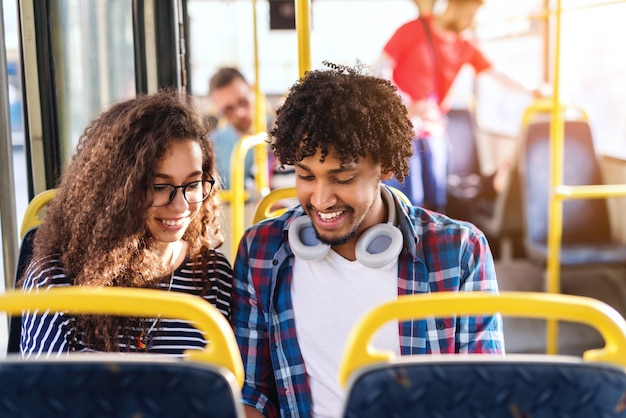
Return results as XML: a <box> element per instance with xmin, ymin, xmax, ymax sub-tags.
<box><xmin>232</xmin><ymin>188</ymin><xmax>504</xmax><ymax>417</ymax></box>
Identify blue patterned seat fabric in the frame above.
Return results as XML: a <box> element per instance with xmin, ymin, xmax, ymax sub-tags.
<box><xmin>521</xmin><ymin>120</ymin><xmax>626</xmax><ymax>266</ymax></box>
<box><xmin>342</xmin><ymin>357</ymin><xmax>626</xmax><ymax>418</ymax></box>
<box><xmin>0</xmin><ymin>356</ymin><xmax>243</xmax><ymax>418</ymax></box>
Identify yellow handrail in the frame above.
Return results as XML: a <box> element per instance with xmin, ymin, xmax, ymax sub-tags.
<box><xmin>535</xmin><ymin>0</ymin><xmax>626</xmax><ymax>355</ymax></box>
<box><xmin>250</xmin><ymin>0</ymin><xmax>269</xmax><ymax>195</ymax></box>
<box><xmin>20</xmin><ymin>188</ymin><xmax>56</xmax><ymax>239</ymax></box>
<box><xmin>555</xmin><ymin>184</ymin><xmax>626</xmax><ymax>200</ymax></box>
<box><xmin>338</xmin><ymin>291</ymin><xmax>626</xmax><ymax>388</ymax></box>
<box><xmin>295</xmin><ymin>0</ymin><xmax>312</xmax><ymax>77</ymax></box>
<box><xmin>521</xmin><ymin>98</ymin><xmax>589</xmax><ymax>127</ymax></box>
<box><xmin>252</xmin><ymin>186</ymin><xmax>296</xmax><ymax>224</ymax></box>
<box><xmin>5</xmin><ymin>287</ymin><xmax>244</xmax><ymax>387</ymax></box>
<box><xmin>228</xmin><ymin>132</ymin><xmax>270</xmax><ymax>261</ymax></box>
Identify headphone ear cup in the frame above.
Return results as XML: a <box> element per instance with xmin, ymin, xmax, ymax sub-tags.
<box><xmin>288</xmin><ymin>216</ymin><xmax>331</xmax><ymax>262</ymax></box>
<box><xmin>355</xmin><ymin>223</ymin><xmax>404</xmax><ymax>269</ymax></box>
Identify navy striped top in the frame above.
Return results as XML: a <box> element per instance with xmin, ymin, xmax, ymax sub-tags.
<box><xmin>20</xmin><ymin>251</ymin><xmax>233</xmax><ymax>358</ymax></box>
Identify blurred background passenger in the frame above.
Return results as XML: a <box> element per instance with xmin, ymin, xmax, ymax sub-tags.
<box><xmin>377</xmin><ymin>0</ymin><xmax>545</xmax><ymax>213</ymax></box>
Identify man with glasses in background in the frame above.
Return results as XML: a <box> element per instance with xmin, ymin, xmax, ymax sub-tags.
<box><xmin>209</xmin><ymin>67</ymin><xmax>296</xmax><ymax>214</ymax></box>
<box><xmin>208</xmin><ymin>67</ymin><xmax>258</xmax><ymax>193</ymax></box>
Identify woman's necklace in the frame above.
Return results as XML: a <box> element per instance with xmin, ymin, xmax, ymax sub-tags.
<box><xmin>137</xmin><ymin>247</ymin><xmax>176</xmax><ymax>350</ymax></box>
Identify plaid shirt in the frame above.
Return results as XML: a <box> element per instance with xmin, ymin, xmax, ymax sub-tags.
<box><xmin>232</xmin><ymin>188</ymin><xmax>504</xmax><ymax>418</ymax></box>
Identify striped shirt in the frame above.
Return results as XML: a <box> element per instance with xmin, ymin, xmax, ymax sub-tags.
<box><xmin>232</xmin><ymin>186</ymin><xmax>504</xmax><ymax>418</ymax></box>
<box><xmin>20</xmin><ymin>251</ymin><xmax>233</xmax><ymax>359</ymax></box>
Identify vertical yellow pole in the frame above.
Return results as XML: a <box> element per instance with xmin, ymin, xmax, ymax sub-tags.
<box><xmin>251</xmin><ymin>0</ymin><xmax>269</xmax><ymax>196</ymax></box>
<box><xmin>295</xmin><ymin>0</ymin><xmax>312</xmax><ymax>76</ymax></box>
<box><xmin>546</xmin><ymin>0</ymin><xmax>564</xmax><ymax>355</ymax></box>
<box><xmin>251</xmin><ymin>0</ymin><xmax>261</xmax><ymax>134</ymax></box>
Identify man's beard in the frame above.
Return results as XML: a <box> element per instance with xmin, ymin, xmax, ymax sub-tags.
<box><xmin>314</xmin><ymin>222</ymin><xmax>359</xmax><ymax>247</ymax></box>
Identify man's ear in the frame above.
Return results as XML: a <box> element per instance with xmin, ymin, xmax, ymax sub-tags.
<box><xmin>381</xmin><ymin>170</ymin><xmax>394</xmax><ymax>181</ymax></box>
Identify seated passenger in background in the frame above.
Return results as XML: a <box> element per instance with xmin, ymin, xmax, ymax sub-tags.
<box><xmin>231</xmin><ymin>62</ymin><xmax>504</xmax><ymax>418</ymax></box>
<box><xmin>208</xmin><ymin>67</ymin><xmax>295</xmax><ymax>198</ymax></box>
<box><xmin>20</xmin><ymin>90</ymin><xmax>233</xmax><ymax>358</ymax></box>
<box><xmin>209</xmin><ymin>67</ymin><xmax>258</xmax><ymax>192</ymax></box>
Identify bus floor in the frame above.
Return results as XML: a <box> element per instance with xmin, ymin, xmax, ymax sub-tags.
<box><xmin>496</xmin><ymin>259</ymin><xmax>626</xmax><ymax>355</ymax></box>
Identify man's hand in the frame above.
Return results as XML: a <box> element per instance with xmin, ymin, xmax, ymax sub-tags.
<box><xmin>406</xmin><ymin>97</ymin><xmax>445</xmax><ymax>137</ymax></box>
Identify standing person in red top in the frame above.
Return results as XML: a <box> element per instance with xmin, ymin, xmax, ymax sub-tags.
<box><xmin>377</xmin><ymin>0</ymin><xmax>544</xmax><ymax>213</ymax></box>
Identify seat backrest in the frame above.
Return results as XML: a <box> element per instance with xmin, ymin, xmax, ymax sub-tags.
<box><xmin>470</xmin><ymin>147</ymin><xmax>524</xmax><ymax>241</ymax></box>
<box><xmin>339</xmin><ymin>292</ymin><xmax>626</xmax><ymax>418</ymax></box>
<box><xmin>446</xmin><ymin>108</ymin><xmax>481</xmax><ymax>178</ymax></box>
<box><xmin>445</xmin><ymin>108</ymin><xmax>485</xmax><ymax>220</ymax></box>
<box><xmin>519</xmin><ymin>120</ymin><xmax>612</xmax><ymax>246</ymax></box>
<box><xmin>0</xmin><ymin>287</ymin><xmax>245</xmax><ymax>418</ymax></box>
<box><xmin>8</xmin><ymin>189</ymin><xmax>57</xmax><ymax>353</ymax></box>
<box><xmin>0</xmin><ymin>356</ymin><xmax>243</xmax><ymax>418</ymax></box>
<box><xmin>342</xmin><ymin>356</ymin><xmax>626</xmax><ymax>418</ymax></box>
<box><xmin>7</xmin><ymin>227</ymin><xmax>38</xmax><ymax>353</ymax></box>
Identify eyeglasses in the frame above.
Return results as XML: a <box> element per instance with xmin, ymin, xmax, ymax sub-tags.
<box><xmin>149</xmin><ymin>179</ymin><xmax>215</xmax><ymax>207</ymax></box>
<box><xmin>220</xmin><ymin>97</ymin><xmax>250</xmax><ymax>117</ymax></box>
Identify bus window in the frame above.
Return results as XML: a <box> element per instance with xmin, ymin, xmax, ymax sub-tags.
<box><xmin>48</xmin><ymin>0</ymin><xmax>136</xmax><ymax>167</ymax></box>
<box><xmin>7</xmin><ymin>62</ymin><xmax>22</xmax><ymax>136</ymax></box>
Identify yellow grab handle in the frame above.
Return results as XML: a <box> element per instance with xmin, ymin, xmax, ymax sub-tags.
<box><xmin>521</xmin><ymin>98</ymin><xmax>589</xmax><ymax>128</ymax></box>
<box><xmin>229</xmin><ymin>132</ymin><xmax>271</xmax><ymax>260</ymax></box>
<box><xmin>252</xmin><ymin>186</ymin><xmax>296</xmax><ymax>223</ymax></box>
<box><xmin>338</xmin><ymin>291</ymin><xmax>626</xmax><ymax>387</ymax></box>
<box><xmin>20</xmin><ymin>189</ymin><xmax>57</xmax><ymax>239</ymax></box>
<box><xmin>4</xmin><ymin>287</ymin><xmax>244</xmax><ymax>387</ymax></box>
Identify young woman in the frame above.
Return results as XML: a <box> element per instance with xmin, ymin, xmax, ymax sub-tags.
<box><xmin>20</xmin><ymin>90</ymin><xmax>233</xmax><ymax>358</ymax></box>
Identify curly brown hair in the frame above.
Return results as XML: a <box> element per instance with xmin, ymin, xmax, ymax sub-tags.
<box><xmin>270</xmin><ymin>62</ymin><xmax>414</xmax><ymax>181</ymax></box>
<box><xmin>26</xmin><ymin>90</ymin><xmax>225</xmax><ymax>350</ymax></box>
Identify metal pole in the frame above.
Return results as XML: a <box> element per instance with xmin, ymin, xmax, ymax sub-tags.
<box><xmin>546</xmin><ymin>0</ymin><xmax>564</xmax><ymax>355</ymax></box>
<box><xmin>0</xmin><ymin>0</ymin><xmax>20</xmax><ymax>291</ymax></box>
<box><xmin>295</xmin><ymin>0</ymin><xmax>311</xmax><ymax>77</ymax></box>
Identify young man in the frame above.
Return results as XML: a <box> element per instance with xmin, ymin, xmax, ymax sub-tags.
<box><xmin>377</xmin><ymin>0</ymin><xmax>544</xmax><ymax>212</ymax></box>
<box><xmin>231</xmin><ymin>63</ymin><xmax>504</xmax><ymax>418</ymax></box>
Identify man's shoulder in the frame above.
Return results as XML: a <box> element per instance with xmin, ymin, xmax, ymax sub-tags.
<box><xmin>407</xmin><ymin>205</ymin><xmax>485</xmax><ymax>239</ymax></box>
<box><xmin>22</xmin><ymin>254</ymin><xmax>70</xmax><ymax>290</ymax></box>
<box><xmin>210</xmin><ymin>124</ymin><xmax>239</xmax><ymax>141</ymax></box>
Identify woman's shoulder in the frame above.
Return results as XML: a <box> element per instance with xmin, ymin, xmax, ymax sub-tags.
<box><xmin>21</xmin><ymin>254</ymin><xmax>71</xmax><ymax>292</ymax></box>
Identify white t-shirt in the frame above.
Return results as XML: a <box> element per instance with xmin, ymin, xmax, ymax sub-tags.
<box><xmin>291</xmin><ymin>249</ymin><xmax>401</xmax><ymax>418</ymax></box>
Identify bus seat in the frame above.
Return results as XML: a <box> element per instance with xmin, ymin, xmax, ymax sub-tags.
<box><xmin>0</xmin><ymin>287</ymin><xmax>245</xmax><ymax>418</ymax></box>
<box><xmin>8</xmin><ymin>189</ymin><xmax>58</xmax><ymax>354</ymax></box>
<box><xmin>446</xmin><ymin>108</ymin><xmax>483</xmax><ymax>221</ymax></box>
<box><xmin>447</xmin><ymin>108</ymin><xmax>481</xmax><ymax>179</ymax></box>
<box><xmin>519</xmin><ymin>119</ymin><xmax>626</xmax><ymax>266</ymax></box>
<box><xmin>470</xmin><ymin>147</ymin><xmax>525</xmax><ymax>260</ymax></box>
<box><xmin>6</xmin><ymin>227</ymin><xmax>37</xmax><ymax>354</ymax></box>
<box><xmin>339</xmin><ymin>292</ymin><xmax>626</xmax><ymax>418</ymax></box>
<box><xmin>252</xmin><ymin>186</ymin><xmax>412</xmax><ymax>224</ymax></box>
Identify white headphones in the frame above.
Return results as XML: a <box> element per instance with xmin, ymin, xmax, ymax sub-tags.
<box><xmin>288</xmin><ymin>187</ymin><xmax>404</xmax><ymax>269</ymax></box>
